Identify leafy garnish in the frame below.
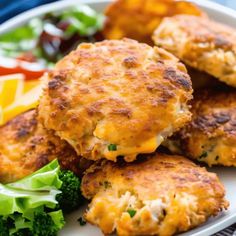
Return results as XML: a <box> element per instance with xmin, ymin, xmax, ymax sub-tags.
<box><xmin>61</xmin><ymin>5</ymin><xmax>104</xmax><ymax>36</ymax></box>
<box><xmin>108</xmin><ymin>144</ymin><xmax>117</xmax><ymax>151</ymax></box>
<box><xmin>127</xmin><ymin>209</ymin><xmax>136</xmax><ymax>218</ymax></box>
<box><xmin>0</xmin><ymin>6</ymin><xmax>104</xmax><ymax>65</ymax></box>
<box><xmin>0</xmin><ymin>160</ymin><xmax>64</xmax><ymax>235</ymax></box>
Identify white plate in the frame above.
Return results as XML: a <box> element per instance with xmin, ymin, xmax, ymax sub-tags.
<box><xmin>0</xmin><ymin>1</ymin><xmax>236</xmax><ymax>235</ymax></box>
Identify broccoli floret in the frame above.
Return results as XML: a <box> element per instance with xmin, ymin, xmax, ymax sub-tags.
<box><xmin>0</xmin><ymin>216</ymin><xmax>9</xmax><ymax>236</ymax></box>
<box><xmin>0</xmin><ymin>161</ymin><xmax>85</xmax><ymax>235</ymax></box>
<box><xmin>12</xmin><ymin>229</ymin><xmax>32</xmax><ymax>236</ymax></box>
<box><xmin>0</xmin><ymin>217</ymin><xmax>32</xmax><ymax>236</ymax></box>
<box><xmin>32</xmin><ymin>212</ymin><xmax>60</xmax><ymax>236</ymax></box>
<box><xmin>0</xmin><ymin>211</ymin><xmax>63</xmax><ymax>236</ymax></box>
<box><xmin>57</xmin><ymin>170</ymin><xmax>83</xmax><ymax>213</ymax></box>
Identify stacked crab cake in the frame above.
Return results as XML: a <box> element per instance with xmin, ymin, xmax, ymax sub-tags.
<box><xmin>0</xmin><ymin>109</ymin><xmax>90</xmax><ymax>183</ymax></box>
<box><xmin>153</xmin><ymin>14</ymin><xmax>236</xmax><ymax>87</ymax></box>
<box><xmin>153</xmin><ymin>13</ymin><xmax>236</xmax><ymax>168</ymax></box>
<box><xmin>164</xmin><ymin>88</ymin><xmax>236</xmax><ymax>167</ymax></box>
<box><xmin>82</xmin><ymin>153</ymin><xmax>228</xmax><ymax>236</ymax></box>
<box><xmin>38</xmin><ymin>38</ymin><xmax>193</xmax><ymax>162</ymax></box>
<box><xmin>37</xmin><ymin>38</ymin><xmax>228</xmax><ymax>235</ymax></box>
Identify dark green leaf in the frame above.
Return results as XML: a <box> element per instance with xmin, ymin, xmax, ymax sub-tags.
<box><xmin>108</xmin><ymin>144</ymin><xmax>117</xmax><ymax>151</ymax></box>
<box><xmin>127</xmin><ymin>209</ymin><xmax>136</xmax><ymax>218</ymax></box>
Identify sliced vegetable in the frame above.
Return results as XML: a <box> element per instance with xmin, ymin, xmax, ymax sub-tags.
<box><xmin>2</xmin><ymin>83</ymin><xmax>43</xmax><ymax>125</ymax></box>
<box><xmin>0</xmin><ymin>74</ymin><xmax>24</xmax><ymax>108</ymax></box>
<box><xmin>0</xmin><ymin>57</ymin><xmax>46</xmax><ymax>80</ymax></box>
<box><xmin>23</xmin><ymin>79</ymin><xmax>41</xmax><ymax>93</ymax></box>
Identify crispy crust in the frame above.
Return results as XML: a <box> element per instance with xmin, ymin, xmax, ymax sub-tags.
<box><xmin>38</xmin><ymin>39</ymin><xmax>193</xmax><ymax>162</ymax></box>
<box><xmin>174</xmin><ymin>88</ymin><xmax>236</xmax><ymax>166</ymax></box>
<box><xmin>153</xmin><ymin>15</ymin><xmax>236</xmax><ymax>87</ymax></box>
<box><xmin>82</xmin><ymin>153</ymin><xmax>228</xmax><ymax>236</ymax></box>
<box><xmin>0</xmin><ymin>109</ymin><xmax>90</xmax><ymax>183</ymax></box>
<box><xmin>103</xmin><ymin>0</ymin><xmax>205</xmax><ymax>44</ymax></box>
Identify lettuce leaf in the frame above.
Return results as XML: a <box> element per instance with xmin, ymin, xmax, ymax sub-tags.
<box><xmin>0</xmin><ymin>160</ymin><xmax>65</xmax><ymax>235</ymax></box>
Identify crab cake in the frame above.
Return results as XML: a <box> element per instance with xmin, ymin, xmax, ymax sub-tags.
<box><xmin>153</xmin><ymin>15</ymin><xmax>236</xmax><ymax>87</ymax></box>
<box><xmin>81</xmin><ymin>153</ymin><xmax>228</xmax><ymax>236</ymax></box>
<box><xmin>103</xmin><ymin>0</ymin><xmax>205</xmax><ymax>45</ymax></box>
<box><xmin>165</xmin><ymin>88</ymin><xmax>236</xmax><ymax>167</ymax></box>
<box><xmin>38</xmin><ymin>39</ymin><xmax>193</xmax><ymax>162</ymax></box>
<box><xmin>0</xmin><ymin>109</ymin><xmax>90</xmax><ymax>183</ymax></box>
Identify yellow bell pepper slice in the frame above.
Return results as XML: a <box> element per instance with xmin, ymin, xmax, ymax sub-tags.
<box><xmin>0</xmin><ymin>107</ymin><xmax>3</xmax><ymax>125</ymax></box>
<box><xmin>0</xmin><ymin>74</ymin><xmax>24</xmax><ymax>108</ymax></box>
<box><xmin>24</xmin><ymin>79</ymin><xmax>41</xmax><ymax>93</ymax></box>
<box><xmin>2</xmin><ymin>83</ymin><xmax>43</xmax><ymax>125</ymax></box>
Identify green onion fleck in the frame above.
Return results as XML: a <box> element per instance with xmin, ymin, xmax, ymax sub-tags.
<box><xmin>108</xmin><ymin>144</ymin><xmax>117</xmax><ymax>151</ymax></box>
<box><xmin>127</xmin><ymin>209</ymin><xmax>136</xmax><ymax>218</ymax></box>
<box><xmin>103</xmin><ymin>180</ymin><xmax>112</xmax><ymax>189</ymax></box>
<box><xmin>77</xmin><ymin>217</ymin><xmax>86</xmax><ymax>226</ymax></box>
<box><xmin>199</xmin><ymin>151</ymin><xmax>208</xmax><ymax>159</ymax></box>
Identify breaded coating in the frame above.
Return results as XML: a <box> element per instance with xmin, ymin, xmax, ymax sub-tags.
<box><xmin>153</xmin><ymin>15</ymin><xmax>236</xmax><ymax>87</ymax></box>
<box><xmin>38</xmin><ymin>39</ymin><xmax>193</xmax><ymax>162</ymax></box>
<box><xmin>103</xmin><ymin>0</ymin><xmax>205</xmax><ymax>45</ymax></box>
<box><xmin>165</xmin><ymin>88</ymin><xmax>236</xmax><ymax>166</ymax></box>
<box><xmin>81</xmin><ymin>153</ymin><xmax>228</xmax><ymax>236</ymax></box>
<box><xmin>0</xmin><ymin>109</ymin><xmax>90</xmax><ymax>183</ymax></box>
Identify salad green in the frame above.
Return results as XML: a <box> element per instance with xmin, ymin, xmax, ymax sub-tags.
<box><xmin>0</xmin><ymin>160</ymin><xmax>83</xmax><ymax>236</ymax></box>
<box><xmin>0</xmin><ymin>5</ymin><xmax>104</xmax><ymax>66</ymax></box>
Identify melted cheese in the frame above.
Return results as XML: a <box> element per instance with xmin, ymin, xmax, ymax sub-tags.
<box><xmin>104</xmin><ymin>135</ymin><xmax>163</xmax><ymax>161</ymax></box>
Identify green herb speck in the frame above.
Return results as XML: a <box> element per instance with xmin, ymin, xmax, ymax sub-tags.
<box><xmin>108</xmin><ymin>144</ymin><xmax>117</xmax><ymax>151</ymax></box>
<box><xmin>77</xmin><ymin>217</ymin><xmax>86</xmax><ymax>226</ymax></box>
<box><xmin>103</xmin><ymin>181</ymin><xmax>111</xmax><ymax>189</ymax></box>
<box><xmin>127</xmin><ymin>209</ymin><xmax>136</xmax><ymax>218</ymax></box>
<box><xmin>215</xmin><ymin>155</ymin><xmax>219</xmax><ymax>161</ymax></box>
<box><xmin>199</xmin><ymin>151</ymin><xmax>208</xmax><ymax>159</ymax></box>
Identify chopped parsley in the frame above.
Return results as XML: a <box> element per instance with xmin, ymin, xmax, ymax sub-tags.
<box><xmin>77</xmin><ymin>217</ymin><xmax>86</xmax><ymax>226</ymax></box>
<box><xmin>108</xmin><ymin>144</ymin><xmax>117</xmax><ymax>151</ymax></box>
<box><xmin>127</xmin><ymin>209</ymin><xmax>136</xmax><ymax>218</ymax></box>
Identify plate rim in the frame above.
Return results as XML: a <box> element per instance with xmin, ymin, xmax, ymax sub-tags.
<box><xmin>0</xmin><ymin>0</ymin><xmax>236</xmax><ymax>34</ymax></box>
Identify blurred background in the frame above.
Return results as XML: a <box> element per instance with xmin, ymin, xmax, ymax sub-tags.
<box><xmin>0</xmin><ymin>0</ymin><xmax>235</xmax><ymax>24</ymax></box>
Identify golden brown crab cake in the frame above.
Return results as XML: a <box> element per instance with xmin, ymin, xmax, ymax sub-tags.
<box><xmin>103</xmin><ymin>0</ymin><xmax>206</xmax><ymax>45</ymax></box>
<box><xmin>165</xmin><ymin>88</ymin><xmax>236</xmax><ymax>167</ymax></box>
<box><xmin>153</xmin><ymin>15</ymin><xmax>236</xmax><ymax>87</ymax></box>
<box><xmin>81</xmin><ymin>153</ymin><xmax>228</xmax><ymax>236</ymax></box>
<box><xmin>0</xmin><ymin>109</ymin><xmax>91</xmax><ymax>183</ymax></box>
<box><xmin>38</xmin><ymin>39</ymin><xmax>193</xmax><ymax>162</ymax></box>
